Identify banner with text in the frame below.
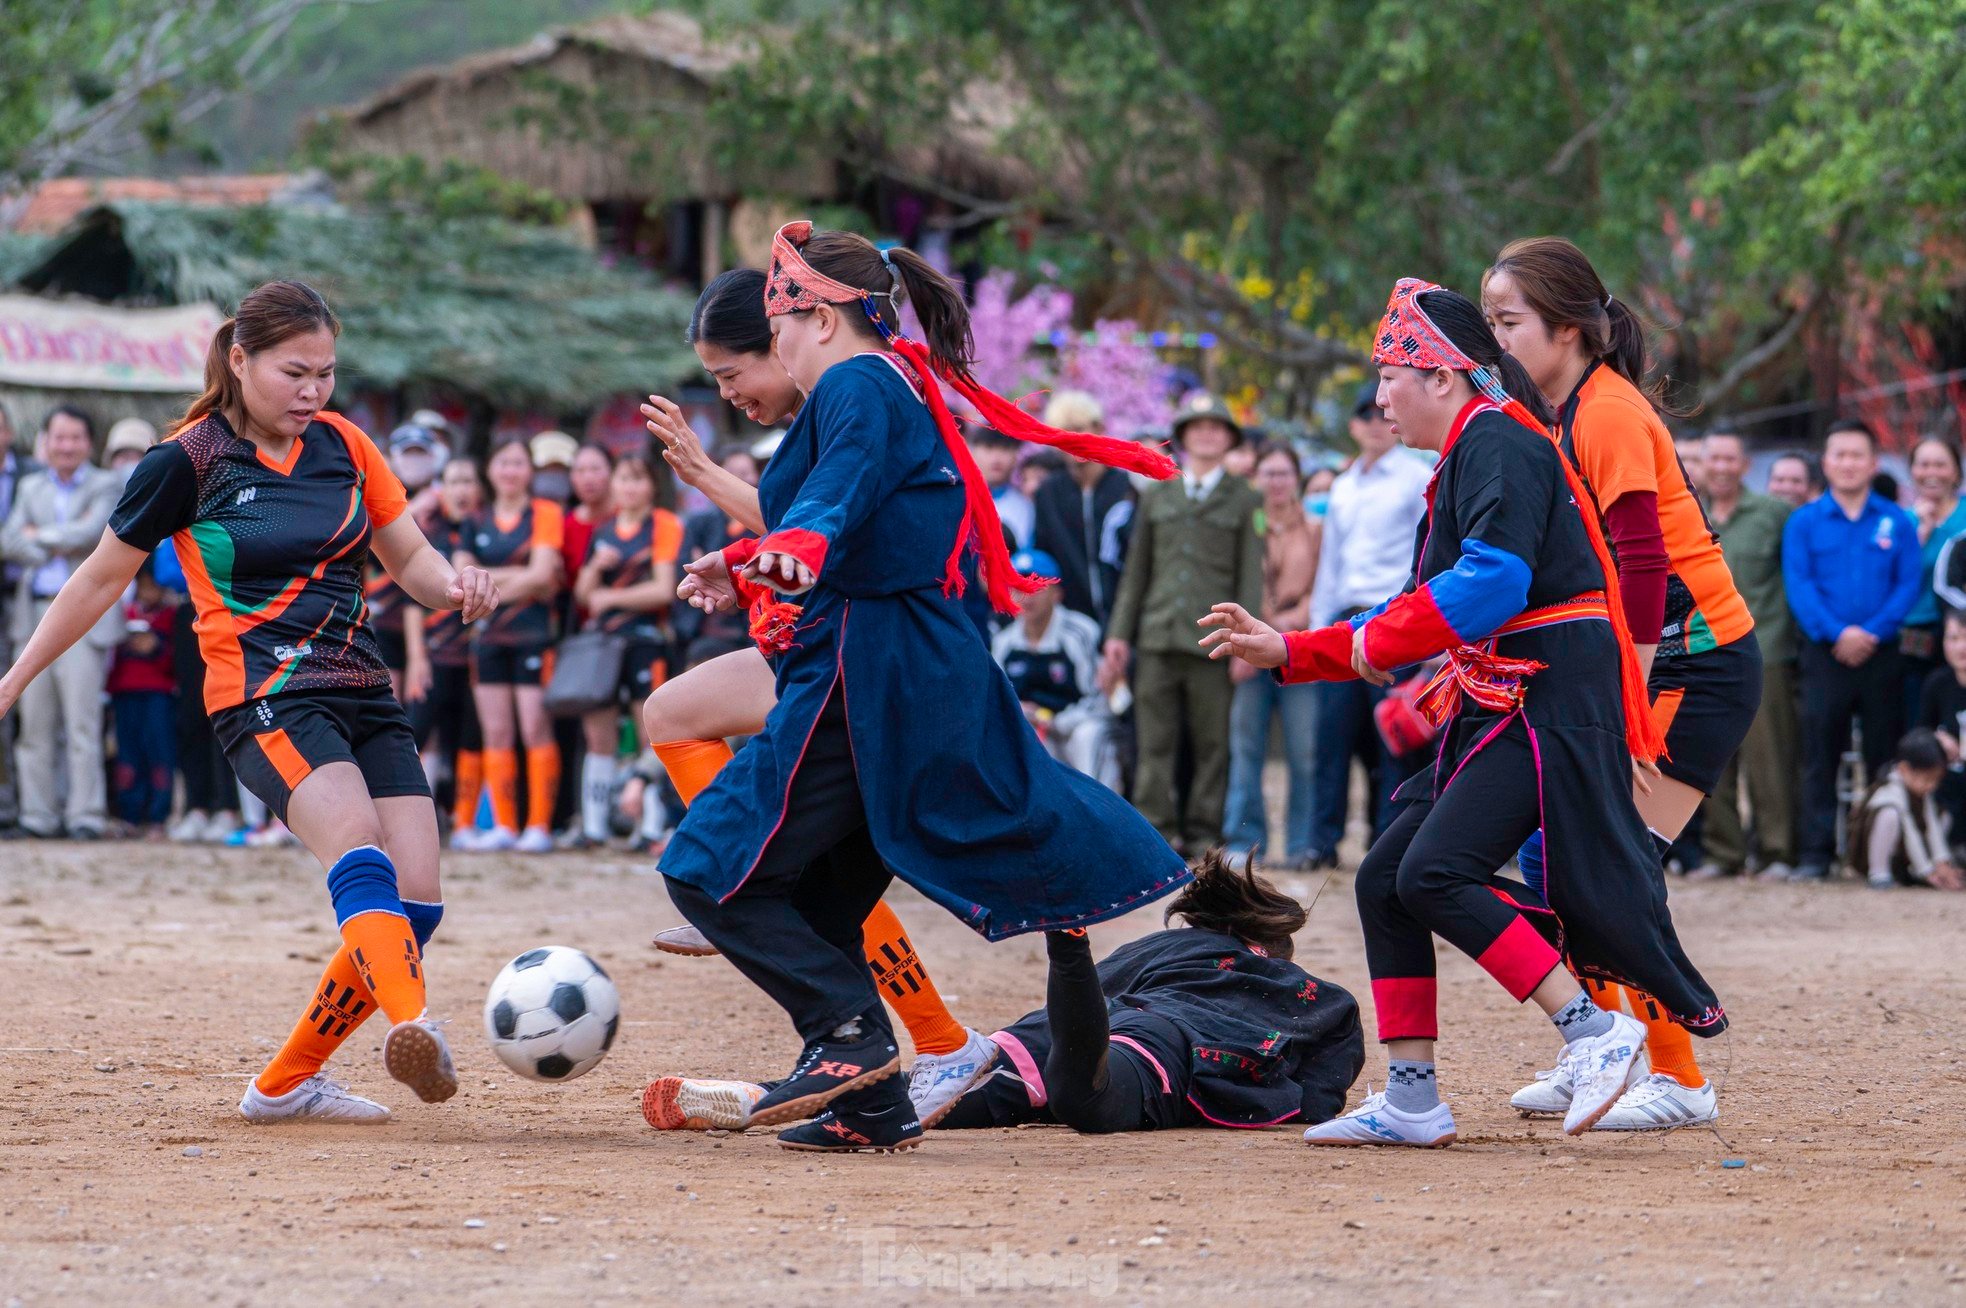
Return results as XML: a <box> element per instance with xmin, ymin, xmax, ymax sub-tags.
<box><xmin>0</xmin><ymin>295</ymin><xmax>222</xmax><ymax>392</ymax></box>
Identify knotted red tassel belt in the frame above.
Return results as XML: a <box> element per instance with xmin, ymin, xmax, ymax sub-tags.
<box><xmin>1413</xmin><ymin>593</ymin><xmax>1610</xmax><ymax>727</ymax></box>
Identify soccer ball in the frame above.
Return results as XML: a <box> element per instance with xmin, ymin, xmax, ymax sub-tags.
<box><xmin>484</xmin><ymin>946</ymin><xmax>621</xmax><ymax>1081</ymax></box>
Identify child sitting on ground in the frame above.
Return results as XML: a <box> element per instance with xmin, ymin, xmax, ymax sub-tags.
<box><xmin>1848</xmin><ymin>729</ymin><xmax>1965</xmax><ymax>890</ymax></box>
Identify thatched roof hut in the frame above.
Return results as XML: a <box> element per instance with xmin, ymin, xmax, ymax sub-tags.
<box><xmin>8</xmin><ymin>201</ymin><xmax>698</xmax><ymax>431</ymax></box>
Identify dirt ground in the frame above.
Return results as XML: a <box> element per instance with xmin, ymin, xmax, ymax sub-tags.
<box><xmin>1</xmin><ymin>834</ymin><xmax>1961</xmax><ymax>1306</ymax></box>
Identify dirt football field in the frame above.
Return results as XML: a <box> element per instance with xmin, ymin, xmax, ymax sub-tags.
<box><xmin>1</xmin><ymin>836</ymin><xmax>1962</xmax><ymax>1305</ymax></box>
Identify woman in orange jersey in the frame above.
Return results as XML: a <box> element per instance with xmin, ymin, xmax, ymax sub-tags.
<box><xmin>454</xmin><ymin>438</ymin><xmax>565</xmax><ymax>853</ymax></box>
<box><xmin>1483</xmin><ymin>237</ymin><xmax>1761</xmax><ymax>1131</ymax></box>
<box><xmin>0</xmin><ymin>281</ymin><xmax>498</xmax><ymax>1122</ymax></box>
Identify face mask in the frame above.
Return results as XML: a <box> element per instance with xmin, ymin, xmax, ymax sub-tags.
<box><xmin>1305</xmin><ymin>493</ymin><xmax>1330</xmax><ymax>518</ymax></box>
<box><xmin>532</xmin><ymin>469</ymin><xmax>571</xmax><ymax>503</ymax></box>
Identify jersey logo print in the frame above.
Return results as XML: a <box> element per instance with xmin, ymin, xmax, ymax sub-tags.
<box><xmin>236</xmin><ymin>486</ymin><xmax>257</xmax><ymax>506</ymax></box>
<box><xmin>273</xmin><ymin>641</ymin><xmax>313</xmax><ymax>663</ymax></box>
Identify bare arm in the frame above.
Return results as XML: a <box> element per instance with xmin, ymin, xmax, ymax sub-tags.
<box><xmin>0</xmin><ymin>527</ymin><xmax>146</xmax><ymax>715</ymax></box>
<box><xmin>645</xmin><ymin>395</ymin><xmax>766</xmax><ymax>534</ymax></box>
<box><xmin>372</xmin><ymin>514</ymin><xmax>497</xmax><ymax>623</ymax></box>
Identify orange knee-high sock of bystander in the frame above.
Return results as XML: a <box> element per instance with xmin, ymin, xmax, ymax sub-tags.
<box><xmin>1610</xmin><ymin>981</ymin><xmax>1703</xmax><ymax>1087</ymax></box>
<box><xmin>525</xmin><ymin>744</ymin><xmax>560</xmax><ymax>833</ymax></box>
<box><xmin>483</xmin><ymin>748</ymin><xmax>520</xmax><ymax>832</ymax></box>
<box><xmin>860</xmin><ymin>901</ymin><xmax>967</xmax><ymax>1056</ymax></box>
<box><xmin>451</xmin><ymin>749</ymin><xmax>483</xmax><ymax>832</ymax></box>
<box><xmin>651</xmin><ymin>738</ymin><xmax>734</xmax><ymax>806</ymax></box>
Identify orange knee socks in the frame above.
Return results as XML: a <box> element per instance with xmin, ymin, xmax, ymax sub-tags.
<box><xmin>1587</xmin><ymin>977</ymin><xmax>1704</xmax><ymax>1088</ymax></box>
<box><xmin>651</xmin><ymin>738</ymin><xmax>734</xmax><ymax>805</ymax></box>
<box><xmin>525</xmin><ymin>744</ymin><xmax>560</xmax><ymax>832</ymax></box>
<box><xmin>484</xmin><ymin>748</ymin><xmax>520</xmax><ymax>831</ymax></box>
<box><xmin>860</xmin><ymin>901</ymin><xmax>966</xmax><ymax>1056</ymax></box>
<box><xmin>254</xmin><ymin>945</ymin><xmax>376</xmax><ymax>1097</ymax></box>
<box><xmin>340</xmin><ymin>909</ymin><xmax>425</xmax><ymax>1026</ymax></box>
<box><xmin>451</xmin><ymin>749</ymin><xmax>483</xmax><ymax>832</ymax></box>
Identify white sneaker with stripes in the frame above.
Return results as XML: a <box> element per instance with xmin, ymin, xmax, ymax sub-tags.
<box><xmin>1593</xmin><ymin>1073</ymin><xmax>1718</xmax><ymax>1131</ymax></box>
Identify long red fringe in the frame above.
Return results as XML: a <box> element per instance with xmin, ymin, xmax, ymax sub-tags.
<box><xmin>883</xmin><ymin>333</ymin><xmax>1179</xmax><ymax>614</ymax></box>
<box><xmin>1496</xmin><ymin>396</ymin><xmax>1665</xmax><ymax>765</ymax></box>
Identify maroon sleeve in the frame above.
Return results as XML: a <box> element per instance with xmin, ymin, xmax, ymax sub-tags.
<box><xmin>1603</xmin><ymin>491</ymin><xmax>1667</xmax><ymax>645</ymax></box>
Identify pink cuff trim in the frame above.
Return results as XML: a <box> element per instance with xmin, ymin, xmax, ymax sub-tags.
<box><xmin>1110</xmin><ymin>1035</ymin><xmax>1173</xmax><ymax>1095</ymax></box>
<box><xmin>1371</xmin><ymin>977</ymin><xmax>1440</xmax><ymax>1042</ymax></box>
<box><xmin>990</xmin><ymin>1030</ymin><xmax>1046</xmax><ymax>1108</ymax></box>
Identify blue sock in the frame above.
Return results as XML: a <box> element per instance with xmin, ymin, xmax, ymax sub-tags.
<box><xmin>325</xmin><ymin>845</ymin><xmax>405</xmax><ymax>927</ymax></box>
<box><xmin>403</xmin><ymin>899</ymin><xmax>444</xmax><ymax>949</ymax></box>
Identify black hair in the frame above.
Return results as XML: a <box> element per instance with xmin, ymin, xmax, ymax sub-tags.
<box><xmin>1898</xmin><ymin>728</ymin><xmax>1947</xmax><ymax>774</ymax></box>
<box><xmin>1164</xmin><ymin>851</ymin><xmax>1307</xmax><ymax>958</ymax></box>
<box><xmin>796</xmin><ymin>230</ymin><xmax>976</xmax><ymax>380</ymax></box>
<box><xmin>1825</xmin><ymin>417</ymin><xmax>1878</xmax><ymax>450</ymax></box>
<box><xmin>688</xmin><ymin>269</ymin><xmax>772</xmax><ymax>356</ymax></box>
<box><xmin>1872</xmin><ymin>471</ymin><xmax>1900</xmax><ymax>502</ymax></box>
<box><xmin>43</xmin><ymin>403</ymin><xmax>97</xmax><ymax>441</ymax></box>
<box><xmin>1484</xmin><ymin>237</ymin><xmax>1669</xmax><ymax>409</ymax></box>
<box><xmin>1253</xmin><ymin>441</ymin><xmax>1303</xmax><ymax>480</ymax></box>
<box><xmin>1770</xmin><ymin>448</ymin><xmax>1818</xmax><ymax>482</ymax></box>
<box><xmin>1912</xmin><ymin>435</ymin><xmax>1963</xmax><ymax>482</ymax></box>
<box><xmin>1412</xmin><ymin>289</ymin><xmax>1557</xmax><ymax>427</ymax></box>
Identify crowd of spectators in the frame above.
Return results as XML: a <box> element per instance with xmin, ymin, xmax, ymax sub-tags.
<box><xmin>0</xmin><ymin>392</ymin><xmax>1960</xmax><ymax>891</ymax></box>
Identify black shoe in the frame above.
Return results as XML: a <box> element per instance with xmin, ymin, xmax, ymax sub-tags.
<box><xmin>748</xmin><ymin>1024</ymin><xmax>900</xmax><ymax>1128</ymax></box>
<box><xmin>777</xmin><ymin>1078</ymin><xmax>922</xmax><ymax>1153</ymax></box>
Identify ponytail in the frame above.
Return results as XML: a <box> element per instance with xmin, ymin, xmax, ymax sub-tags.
<box><xmin>172</xmin><ymin>280</ymin><xmax>339</xmax><ymax>437</ymax></box>
<box><xmin>1602</xmin><ymin>296</ymin><xmax>1648</xmax><ymax>392</ymax></box>
<box><xmin>173</xmin><ymin>318</ymin><xmax>240</xmax><ymax>437</ymax></box>
<box><xmin>887</xmin><ymin>246</ymin><xmax>976</xmax><ymax>382</ymax></box>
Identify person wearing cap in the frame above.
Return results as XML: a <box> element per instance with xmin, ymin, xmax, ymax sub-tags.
<box><xmin>1031</xmin><ymin>391</ymin><xmax>1133</xmax><ymax>625</ymax></box>
<box><xmin>1304</xmin><ymin>382</ymin><xmax>1433</xmax><ymax>867</ymax></box>
<box><xmin>409</xmin><ymin>408</ymin><xmax>454</xmax><ymax>470</ymax></box>
<box><xmin>104</xmin><ymin>418</ymin><xmax>157</xmax><ymax>480</ymax></box>
<box><xmin>529</xmin><ymin>429</ymin><xmax>578</xmax><ymax>506</ymax></box>
<box><xmin>992</xmin><ymin>549</ymin><xmax>1116</xmax><ymax>789</ymax></box>
<box><xmin>1103</xmin><ymin>393</ymin><xmax>1263</xmax><ymax>850</ymax></box>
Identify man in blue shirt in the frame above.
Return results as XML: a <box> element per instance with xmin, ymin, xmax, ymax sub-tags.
<box><xmin>1782</xmin><ymin>419</ymin><xmax>1922</xmax><ymax>878</ymax></box>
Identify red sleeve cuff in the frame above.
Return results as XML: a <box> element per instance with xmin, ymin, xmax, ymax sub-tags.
<box><xmin>1278</xmin><ymin>625</ymin><xmax>1359</xmax><ymax>684</ymax></box>
<box><xmin>722</xmin><ymin>537</ymin><xmax>762</xmax><ymax>571</ymax></box>
<box><xmin>753</xmin><ymin>527</ymin><xmax>829</xmax><ymax>578</ymax></box>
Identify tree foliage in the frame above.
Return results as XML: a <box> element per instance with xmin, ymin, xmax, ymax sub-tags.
<box><xmin>692</xmin><ymin>0</ymin><xmax>1966</xmax><ymax>420</ymax></box>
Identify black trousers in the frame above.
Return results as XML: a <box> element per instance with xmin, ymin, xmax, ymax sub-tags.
<box><xmin>939</xmin><ymin>931</ymin><xmax>1183</xmax><ymax>1133</ymax></box>
<box><xmin>1798</xmin><ymin>639</ymin><xmax>1902</xmax><ymax>864</ymax></box>
<box><xmin>1354</xmin><ymin>723</ymin><xmax>1560</xmax><ymax>1042</ymax></box>
<box><xmin>662</xmin><ymin>686</ymin><xmax>895</xmax><ymax>1045</ymax></box>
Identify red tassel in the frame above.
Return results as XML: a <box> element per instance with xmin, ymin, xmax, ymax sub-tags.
<box><xmin>882</xmin><ymin>334</ymin><xmax>1169</xmax><ymax>616</ymax></box>
<box><xmin>1498</xmin><ymin>396</ymin><xmax>1665</xmax><ymax>765</ymax></box>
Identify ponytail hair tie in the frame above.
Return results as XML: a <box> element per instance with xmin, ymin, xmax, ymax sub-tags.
<box><xmin>1603</xmin><ymin>293</ymin><xmax>1614</xmax><ymax>309</ymax></box>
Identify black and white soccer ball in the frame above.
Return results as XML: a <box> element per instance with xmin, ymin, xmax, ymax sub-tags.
<box><xmin>484</xmin><ymin>946</ymin><xmax>621</xmax><ymax>1081</ymax></box>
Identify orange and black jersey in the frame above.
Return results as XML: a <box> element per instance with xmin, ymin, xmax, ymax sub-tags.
<box><xmin>421</xmin><ymin>512</ymin><xmax>474</xmax><ymax>668</ymax></box>
<box><xmin>365</xmin><ymin>559</ymin><xmax>409</xmax><ymax>635</ymax></box>
<box><xmin>109</xmin><ymin>411</ymin><xmax>408</xmax><ymax>714</ymax></box>
<box><xmin>586</xmin><ymin>508</ymin><xmax>684</xmax><ymax>637</ymax></box>
<box><xmin>461</xmin><ymin>498</ymin><xmax>564</xmax><ymax>648</ymax></box>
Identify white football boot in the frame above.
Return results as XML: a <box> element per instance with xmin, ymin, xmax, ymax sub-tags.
<box><xmin>907</xmin><ymin>1028</ymin><xmax>998</xmax><ymax>1128</ymax></box>
<box><xmin>1593</xmin><ymin>1073</ymin><xmax>1718</xmax><ymax>1131</ymax></box>
<box><xmin>1557</xmin><ymin>1011</ymin><xmax>1647</xmax><ymax>1135</ymax></box>
<box><xmin>1303</xmin><ymin>1090</ymin><xmax>1457</xmax><ymax>1147</ymax></box>
<box><xmin>240</xmin><ymin>1074</ymin><xmax>390</xmax><ymax>1124</ymax></box>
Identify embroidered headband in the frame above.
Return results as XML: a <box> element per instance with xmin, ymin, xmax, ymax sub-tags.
<box><xmin>764</xmin><ymin>220</ymin><xmax>899</xmax><ymax>322</ymax></box>
<box><xmin>1371</xmin><ymin>276</ymin><xmax>1513</xmax><ymax>410</ymax></box>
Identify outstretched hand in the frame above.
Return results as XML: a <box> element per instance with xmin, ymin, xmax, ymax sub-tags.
<box><xmin>1197</xmin><ymin>603</ymin><xmax>1287</xmax><ymax>669</ymax></box>
<box><xmin>678</xmin><ymin>550</ymin><xmax>738</xmax><ymax>613</ymax></box>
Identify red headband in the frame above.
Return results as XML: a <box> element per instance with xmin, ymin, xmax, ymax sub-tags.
<box><xmin>756</xmin><ymin>220</ymin><xmax>1179</xmax><ymax>615</ymax></box>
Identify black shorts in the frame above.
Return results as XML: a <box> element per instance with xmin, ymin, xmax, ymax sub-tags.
<box><xmin>411</xmin><ymin>661</ymin><xmax>482</xmax><ymax>752</ymax></box>
<box><xmin>213</xmin><ymin>687</ymin><xmax>432</xmax><ymax>824</ymax></box>
<box><xmin>473</xmin><ymin>640</ymin><xmax>552</xmax><ymax>686</ymax></box>
<box><xmin>620</xmin><ymin>635</ymin><xmax>672</xmax><ymax>702</ymax></box>
<box><xmin>373</xmin><ymin>626</ymin><xmax>408</xmax><ymax>672</ymax></box>
<box><xmin>1649</xmin><ymin>632</ymin><xmax>1763</xmax><ymax>794</ymax></box>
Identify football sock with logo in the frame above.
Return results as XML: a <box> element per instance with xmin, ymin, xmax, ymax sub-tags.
<box><xmin>450</xmin><ymin>749</ymin><xmax>483</xmax><ymax>832</ymax></box>
<box><xmin>1551</xmin><ymin>988</ymin><xmax>1614</xmax><ymax>1045</ymax></box>
<box><xmin>1384</xmin><ymin>1059</ymin><xmax>1440</xmax><ymax>1113</ymax></box>
<box><xmin>580</xmin><ymin>753</ymin><xmax>618</xmax><ymax>841</ymax></box>
<box><xmin>651</xmin><ymin>738</ymin><xmax>735</xmax><ymax>806</ymax></box>
<box><xmin>525</xmin><ymin>744</ymin><xmax>560</xmax><ymax>832</ymax></box>
<box><xmin>1594</xmin><ymin>979</ymin><xmax>1703</xmax><ymax>1087</ymax></box>
<box><xmin>253</xmin><ymin>895</ymin><xmax>445</xmax><ymax>1097</ymax></box>
<box><xmin>327</xmin><ymin>845</ymin><xmax>425</xmax><ymax>1025</ymax></box>
<box><xmin>484</xmin><ymin>749</ymin><xmax>520</xmax><ymax>832</ymax></box>
<box><xmin>860</xmin><ymin>901</ymin><xmax>965</xmax><ymax>1056</ymax></box>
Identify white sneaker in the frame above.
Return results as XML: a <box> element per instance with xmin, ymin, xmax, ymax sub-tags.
<box><xmin>515</xmin><ymin>826</ymin><xmax>555</xmax><ymax>854</ymax></box>
<box><xmin>169</xmin><ymin>810</ymin><xmax>210</xmax><ymax>843</ymax></box>
<box><xmin>1509</xmin><ymin>1063</ymin><xmax>1573</xmax><ymax>1117</ymax></box>
<box><xmin>1557</xmin><ymin>1011</ymin><xmax>1647</xmax><ymax>1135</ymax></box>
<box><xmin>239</xmin><ymin>1074</ymin><xmax>390</xmax><ymax>1124</ymax></box>
<box><xmin>245</xmin><ymin>820</ymin><xmax>298</xmax><ymax>848</ymax></box>
<box><xmin>447</xmin><ymin>828</ymin><xmax>478</xmax><ymax>852</ymax></box>
<box><xmin>471</xmin><ymin>826</ymin><xmax>519</xmax><ymax>853</ymax></box>
<box><xmin>1594</xmin><ymin>1073</ymin><xmax>1718</xmax><ymax>1131</ymax></box>
<box><xmin>1303</xmin><ymin>1090</ymin><xmax>1457</xmax><ymax>1147</ymax></box>
<box><xmin>907</xmin><ymin>1028</ymin><xmax>998</xmax><ymax>1128</ymax></box>
<box><xmin>640</xmin><ymin>1076</ymin><xmax>767</xmax><ymax>1130</ymax></box>
<box><xmin>651</xmin><ymin>924</ymin><xmax>720</xmax><ymax>956</ymax></box>
<box><xmin>201</xmin><ymin>809</ymin><xmax>243</xmax><ymax>843</ymax></box>
<box><xmin>382</xmin><ymin>1015</ymin><xmax>458</xmax><ymax>1104</ymax></box>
